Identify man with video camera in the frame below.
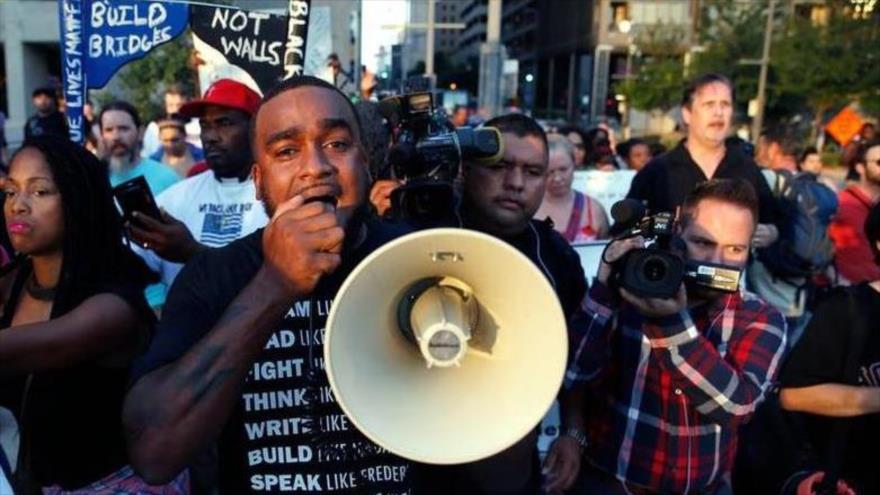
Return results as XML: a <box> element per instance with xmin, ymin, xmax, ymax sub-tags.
<box><xmin>558</xmin><ymin>179</ymin><xmax>786</xmax><ymax>494</ymax></box>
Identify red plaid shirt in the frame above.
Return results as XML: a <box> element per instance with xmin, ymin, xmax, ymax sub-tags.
<box><xmin>566</xmin><ymin>282</ymin><xmax>786</xmax><ymax>494</ymax></box>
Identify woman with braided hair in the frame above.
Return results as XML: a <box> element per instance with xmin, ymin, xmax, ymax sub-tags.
<box><xmin>0</xmin><ymin>136</ymin><xmax>187</xmax><ymax>493</ymax></box>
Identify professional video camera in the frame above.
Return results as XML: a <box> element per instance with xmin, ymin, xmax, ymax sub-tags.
<box><xmin>378</xmin><ymin>92</ymin><xmax>503</xmax><ymax>225</ymax></box>
<box><xmin>608</xmin><ymin>199</ymin><xmax>742</xmax><ymax>299</ymax></box>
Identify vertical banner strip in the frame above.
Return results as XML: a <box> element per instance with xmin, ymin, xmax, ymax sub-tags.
<box><xmin>284</xmin><ymin>0</ymin><xmax>311</xmax><ymax>79</ymax></box>
<box><xmin>58</xmin><ymin>0</ymin><xmax>87</xmax><ymax>144</ymax></box>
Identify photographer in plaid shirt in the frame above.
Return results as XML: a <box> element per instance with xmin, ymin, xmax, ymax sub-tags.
<box><xmin>552</xmin><ymin>179</ymin><xmax>787</xmax><ymax>494</ymax></box>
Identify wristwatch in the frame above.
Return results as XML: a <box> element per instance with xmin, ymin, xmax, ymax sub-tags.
<box><xmin>563</xmin><ymin>427</ymin><xmax>588</xmax><ymax>450</ymax></box>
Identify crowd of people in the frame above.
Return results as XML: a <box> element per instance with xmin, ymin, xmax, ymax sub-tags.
<box><xmin>0</xmin><ymin>69</ymin><xmax>876</xmax><ymax>495</ymax></box>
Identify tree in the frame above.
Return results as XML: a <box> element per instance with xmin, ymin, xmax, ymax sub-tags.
<box><xmin>111</xmin><ymin>32</ymin><xmax>197</xmax><ymax>123</ymax></box>
<box><xmin>612</xmin><ymin>1</ymin><xmax>880</xmax><ymax>141</ymax></box>
<box><xmin>773</xmin><ymin>8</ymin><xmax>880</xmax><ymax>140</ymax></box>
<box><xmin>690</xmin><ymin>2</ymin><xmax>811</xmax><ymax>133</ymax></box>
<box><xmin>617</xmin><ymin>24</ymin><xmax>688</xmax><ymax>112</ymax></box>
<box><xmin>691</xmin><ymin>1</ymin><xmax>769</xmax><ymax>109</ymax></box>
<box><xmin>619</xmin><ymin>1</ymin><xmax>769</xmax><ymax>113</ymax></box>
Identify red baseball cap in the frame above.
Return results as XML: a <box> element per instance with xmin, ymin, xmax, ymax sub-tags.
<box><xmin>179</xmin><ymin>79</ymin><xmax>261</xmax><ymax>118</ymax></box>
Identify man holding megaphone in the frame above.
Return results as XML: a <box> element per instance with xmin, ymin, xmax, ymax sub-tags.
<box><xmin>122</xmin><ymin>76</ymin><xmax>414</xmax><ymax>494</ymax></box>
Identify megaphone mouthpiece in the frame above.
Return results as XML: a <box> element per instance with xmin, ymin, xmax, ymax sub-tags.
<box><xmin>398</xmin><ymin>277</ymin><xmax>478</xmax><ymax>368</ymax></box>
<box><xmin>419</xmin><ymin>325</ymin><xmax>467</xmax><ymax>368</ymax></box>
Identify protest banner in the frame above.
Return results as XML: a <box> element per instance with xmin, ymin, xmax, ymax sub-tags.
<box><xmin>58</xmin><ymin>0</ymin><xmax>188</xmax><ymax>141</ymax></box>
<box><xmin>58</xmin><ymin>0</ymin><xmax>311</xmax><ymax>143</ymax></box>
<box><xmin>572</xmin><ymin>169</ymin><xmax>636</xmax><ymax>219</ymax></box>
<box><xmin>190</xmin><ymin>0</ymin><xmax>309</xmax><ymax>95</ymax></box>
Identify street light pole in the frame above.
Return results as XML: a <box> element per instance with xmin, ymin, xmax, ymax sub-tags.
<box><xmin>478</xmin><ymin>0</ymin><xmax>504</xmax><ymax>118</ymax></box>
<box><xmin>381</xmin><ymin>5</ymin><xmax>465</xmax><ymax>83</ymax></box>
<box><xmin>618</xmin><ymin>20</ymin><xmax>633</xmax><ymax>139</ymax></box>
<box><xmin>622</xmin><ymin>43</ymin><xmax>634</xmax><ymax>139</ymax></box>
<box><xmin>426</xmin><ymin>0</ymin><xmax>436</xmax><ymax>79</ymax></box>
<box><xmin>751</xmin><ymin>0</ymin><xmax>776</xmax><ymax>142</ymax></box>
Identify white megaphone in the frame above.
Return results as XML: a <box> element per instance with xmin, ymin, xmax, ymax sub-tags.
<box><xmin>325</xmin><ymin>228</ymin><xmax>567</xmax><ymax>464</ymax></box>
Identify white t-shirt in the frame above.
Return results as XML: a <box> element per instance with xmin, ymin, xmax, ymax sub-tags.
<box><xmin>136</xmin><ymin>170</ymin><xmax>269</xmax><ymax>306</ymax></box>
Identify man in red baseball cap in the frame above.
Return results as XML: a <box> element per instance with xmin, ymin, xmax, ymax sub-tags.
<box><xmin>179</xmin><ymin>78</ymin><xmax>261</xmax><ymax>178</ymax></box>
<box><xmin>128</xmin><ymin>78</ymin><xmax>269</xmax><ymax>311</ymax></box>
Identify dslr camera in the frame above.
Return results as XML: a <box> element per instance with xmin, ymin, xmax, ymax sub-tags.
<box><xmin>378</xmin><ymin>92</ymin><xmax>502</xmax><ymax>225</ymax></box>
<box><xmin>608</xmin><ymin>199</ymin><xmax>742</xmax><ymax>299</ymax></box>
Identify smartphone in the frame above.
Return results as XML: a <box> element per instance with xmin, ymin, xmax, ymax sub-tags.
<box><xmin>112</xmin><ymin>176</ymin><xmax>161</xmax><ymax>223</ymax></box>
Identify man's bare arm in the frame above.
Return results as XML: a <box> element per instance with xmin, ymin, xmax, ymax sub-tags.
<box><xmin>123</xmin><ymin>266</ymin><xmax>292</xmax><ymax>483</ymax></box>
<box><xmin>780</xmin><ymin>384</ymin><xmax>880</xmax><ymax>417</ymax></box>
<box><xmin>123</xmin><ymin>197</ymin><xmax>344</xmax><ymax>484</ymax></box>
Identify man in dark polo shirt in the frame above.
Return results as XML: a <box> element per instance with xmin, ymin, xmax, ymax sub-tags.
<box><xmin>627</xmin><ymin>73</ymin><xmax>779</xmax><ymax>248</ymax></box>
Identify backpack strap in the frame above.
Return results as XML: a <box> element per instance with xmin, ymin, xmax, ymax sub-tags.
<box><xmin>770</xmin><ymin>169</ymin><xmax>793</xmax><ymax>196</ymax></box>
<box><xmin>774</xmin><ymin>170</ymin><xmax>785</xmax><ymax>195</ymax></box>
<box><xmin>816</xmin><ymin>285</ymin><xmax>873</xmax><ymax>492</ymax></box>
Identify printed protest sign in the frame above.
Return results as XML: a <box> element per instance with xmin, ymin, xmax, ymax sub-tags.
<box><xmin>825</xmin><ymin>106</ymin><xmax>864</xmax><ymax>146</ymax></box>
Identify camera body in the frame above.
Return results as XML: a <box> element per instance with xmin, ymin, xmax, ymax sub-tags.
<box><xmin>614</xmin><ymin>211</ymin><xmax>685</xmax><ymax>299</ymax></box>
<box><xmin>609</xmin><ymin>201</ymin><xmax>743</xmax><ymax>299</ymax></box>
<box><xmin>378</xmin><ymin>92</ymin><xmax>502</xmax><ymax>225</ymax></box>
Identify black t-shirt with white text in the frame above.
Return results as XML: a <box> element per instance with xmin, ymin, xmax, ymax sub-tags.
<box><xmin>780</xmin><ymin>283</ymin><xmax>880</xmax><ymax>494</ymax></box>
<box><xmin>132</xmin><ymin>219</ymin><xmax>412</xmax><ymax>494</ymax></box>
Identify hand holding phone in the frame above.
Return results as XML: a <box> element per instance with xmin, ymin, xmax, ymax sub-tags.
<box><xmin>129</xmin><ymin>209</ymin><xmax>205</xmax><ymax>263</ymax></box>
<box><xmin>112</xmin><ymin>176</ymin><xmax>161</xmax><ymax>223</ymax></box>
